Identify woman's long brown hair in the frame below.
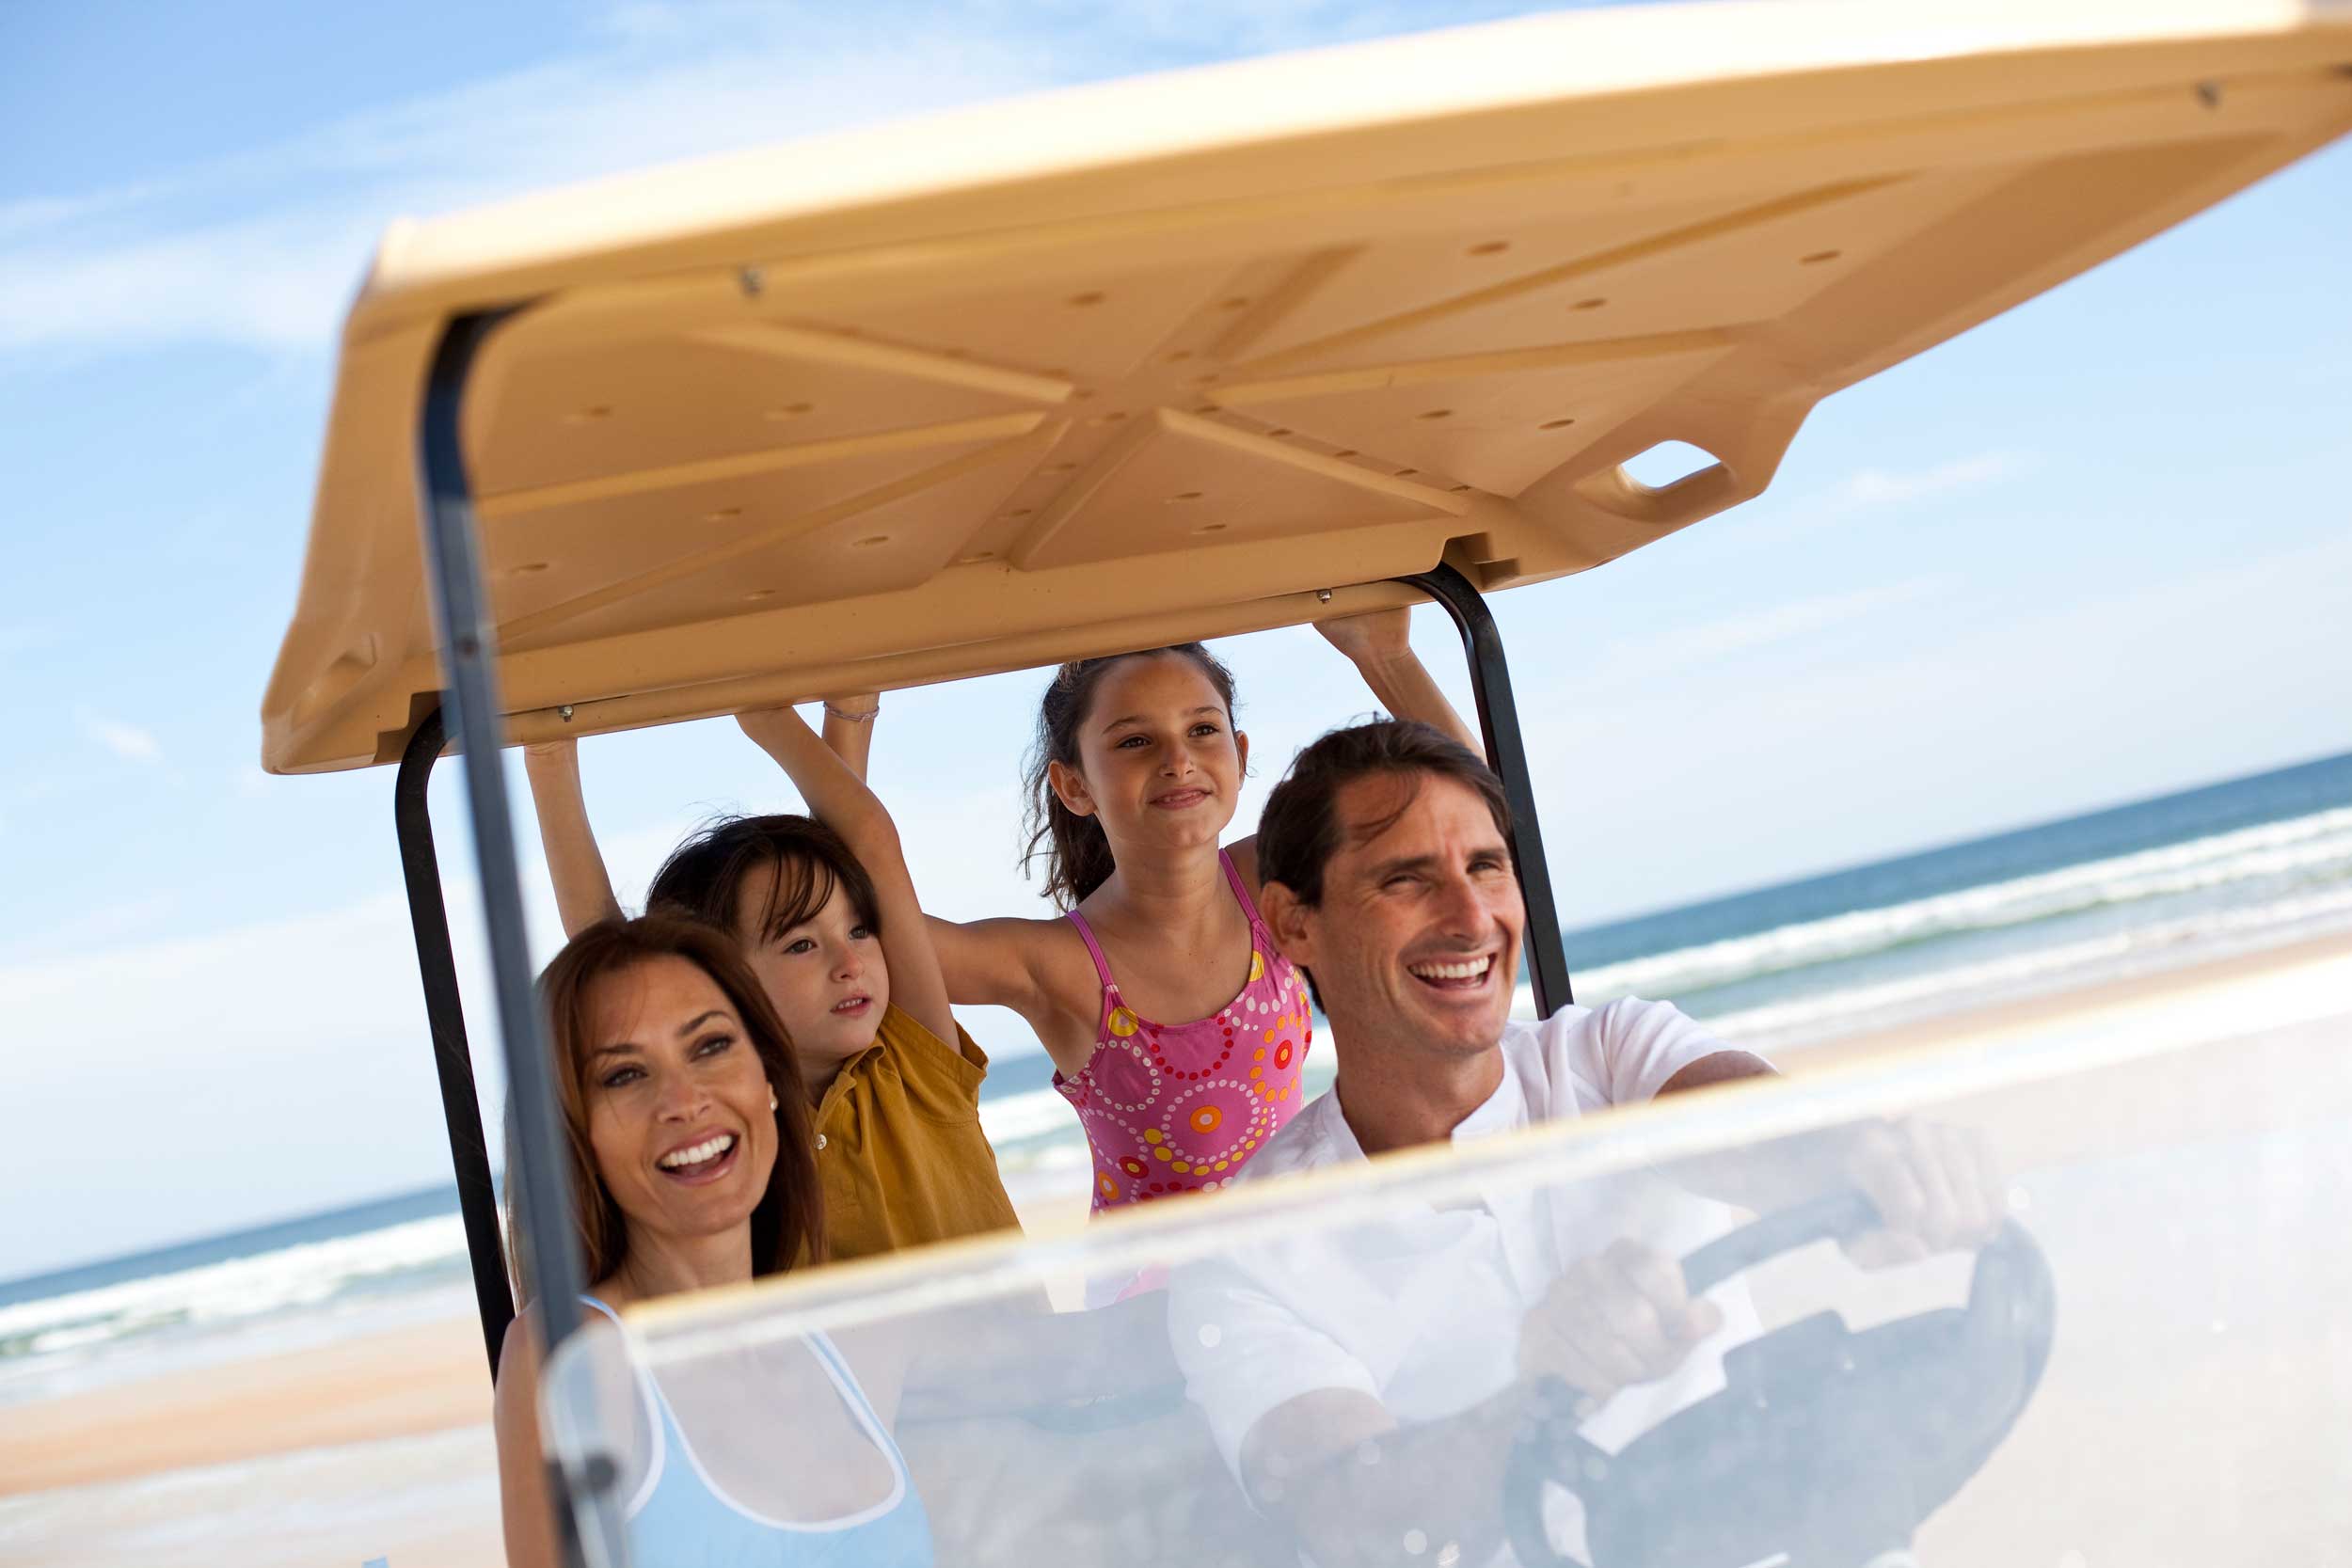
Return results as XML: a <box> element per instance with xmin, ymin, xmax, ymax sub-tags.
<box><xmin>505</xmin><ymin>913</ymin><xmax>824</xmax><ymax>1305</ymax></box>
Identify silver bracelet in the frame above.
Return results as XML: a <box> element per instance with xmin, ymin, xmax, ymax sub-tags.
<box><xmin>824</xmin><ymin>703</ymin><xmax>881</xmax><ymax>723</ymax></box>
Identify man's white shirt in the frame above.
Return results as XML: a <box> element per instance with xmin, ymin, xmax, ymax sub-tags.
<box><xmin>1168</xmin><ymin>998</ymin><xmax>1765</xmax><ymax>1556</ymax></box>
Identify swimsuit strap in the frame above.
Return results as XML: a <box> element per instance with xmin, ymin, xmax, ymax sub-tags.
<box><xmin>577</xmin><ymin>1294</ymin><xmax>667</xmax><ymax>1519</ymax></box>
<box><xmin>1068</xmin><ymin>850</ymin><xmax>1260</xmax><ymax>1043</ymax></box>
<box><xmin>1064</xmin><ymin>906</ymin><xmax>1121</xmax><ymax>1041</ymax></box>
<box><xmin>1064</xmin><ymin>907</ymin><xmax>1117</xmax><ymax>990</ymax></box>
<box><xmin>1216</xmin><ymin>847</ymin><xmax>1268</xmax><ymax>935</ymax></box>
<box><xmin>803</xmin><ymin>1333</ymin><xmax>910</xmax><ymax>1490</ymax></box>
<box><xmin>580</xmin><ymin>1296</ymin><xmax>912</xmax><ymax>1533</ymax></box>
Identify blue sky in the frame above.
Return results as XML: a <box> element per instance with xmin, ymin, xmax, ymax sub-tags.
<box><xmin>2</xmin><ymin>1</ymin><xmax>2347</xmax><ymax>1278</ymax></box>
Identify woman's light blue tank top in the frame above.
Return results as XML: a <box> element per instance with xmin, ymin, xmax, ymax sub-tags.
<box><xmin>580</xmin><ymin>1295</ymin><xmax>932</xmax><ymax>1568</ymax></box>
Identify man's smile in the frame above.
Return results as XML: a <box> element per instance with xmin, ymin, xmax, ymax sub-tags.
<box><xmin>1406</xmin><ymin>952</ymin><xmax>1501</xmax><ymax>991</ymax></box>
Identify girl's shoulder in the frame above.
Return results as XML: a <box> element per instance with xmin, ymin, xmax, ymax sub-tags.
<box><xmin>1222</xmin><ymin>835</ymin><xmax>1262</xmax><ymax>896</ymax></box>
<box><xmin>955</xmin><ymin>911</ymin><xmax>1096</xmax><ymax>997</ymax></box>
<box><xmin>939</xmin><ymin>913</ymin><xmax>1102</xmax><ymax>1042</ymax></box>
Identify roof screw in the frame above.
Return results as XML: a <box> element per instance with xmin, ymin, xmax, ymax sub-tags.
<box><xmin>2195</xmin><ymin>80</ymin><xmax>2222</xmax><ymax>109</ymax></box>
<box><xmin>559</xmin><ymin>705</ymin><xmax>575</xmax><ymax>722</ymax></box>
<box><xmin>739</xmin><ymin>265</ymin><xmax>765</xmax><ymax>297</ymax></box>
<box><xmin>1316</xmin><ymin>589</ymin><xmax>1334</xmax><ymax>603</ymax></box>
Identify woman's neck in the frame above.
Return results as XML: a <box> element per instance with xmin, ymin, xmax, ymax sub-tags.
<box><xmin>606</xmin><ymin>1226</ymin><xmax>755</xmax><ymax>1305</ymax></box>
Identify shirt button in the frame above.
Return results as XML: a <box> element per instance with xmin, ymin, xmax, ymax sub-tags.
<box><xmin>816</xmin><ymin>1133</ymin><xmax>829</xmax><ymax>1151</ymax></box>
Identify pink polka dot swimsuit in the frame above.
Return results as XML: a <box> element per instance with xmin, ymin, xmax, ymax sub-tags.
<box><xmin>1055</xmin><ymin>849</ymin><xmax>1314</xmax><ymax>1209</ymax></box>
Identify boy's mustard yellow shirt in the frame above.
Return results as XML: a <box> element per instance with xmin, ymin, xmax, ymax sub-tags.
<box><xmin>807</xmin><ymin>1004</ymin><xmax>1020</xmax><ymax>1263</ymax></box>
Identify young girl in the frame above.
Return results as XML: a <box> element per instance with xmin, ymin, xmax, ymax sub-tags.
<box><xmin>923</xmin><ymin>608</ymin><xmax>1478</xmax><ymax>1211</ymax></box>
<box><xmin>522</xmin><ymin>698</ymin><xmax>1017</xmax><ymax>1263</ymax></box>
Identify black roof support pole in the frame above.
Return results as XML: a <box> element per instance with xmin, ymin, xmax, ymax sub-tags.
<box><xmin>393</xmin><ymin>705</ymin><xmax>515</xmax><ymax>1377</ymax></box>
<box><xmin>1398</xmin><ymin>562</ymin><xmax>1575</xmax><ymax>1017</ymax></box>
<box><xmin>418</xmin><ymin>308</ymin><xmax>616</xmax><ymax>1568</ymax></box>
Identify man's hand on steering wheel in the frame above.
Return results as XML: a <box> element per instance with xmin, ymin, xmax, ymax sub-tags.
<box><xmin>1835</xmin><ymin>1118</ymin><xmax>2007</xmax><ymax>1268</ymax></box>
<box><xmin>1518</xmin><ymin>1237</ymin><xmax>1724</xmax><ymax>1407</ymax></box>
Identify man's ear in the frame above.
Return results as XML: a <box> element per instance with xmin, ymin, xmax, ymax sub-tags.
<box><xmin>1258</xmin><ymin>879</ymin><xmax>1319</xmax><ymax>970</ymax></box>
<box><xmin>1045</xmin><ymin>757</ymin><xmax>1095</xmax><ymax>819</ymax></box>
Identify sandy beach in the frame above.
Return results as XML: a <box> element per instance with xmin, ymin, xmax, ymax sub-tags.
<box><xmin>6</xmin><ymin>928</ymin><xmax>2348</xmax><ymax>1567</ymax></box>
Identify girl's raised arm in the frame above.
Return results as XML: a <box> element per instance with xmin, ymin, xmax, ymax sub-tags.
<box><xmin>736</xmin><ymin>705</ymin><xmax>955</xmax><ymax>1049</ymax></box>
<box><xmin>521</xmin><ymin>739</ymin><xmax>624</xmax><ymax>938</ymax></box>
<box><xmin>1227</xmin><ymin>609</ymin><xmax>1481</xmax><ymax>895</ymax></box>
<box><xmin>819</xmin><ymin>691</ymin><xmax>881</xmax><ymax>783</ymax></box>
<box><xmin>1316</xmin><ymin>607</ymin><xmax>1481</xmax><ymax>752</ymax></box>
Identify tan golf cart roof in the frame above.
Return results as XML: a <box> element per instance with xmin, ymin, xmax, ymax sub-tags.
<box><xmin>261</xmin><ymin>0</ymin><xmax>2352</xmax><ymax>773</ymax></box>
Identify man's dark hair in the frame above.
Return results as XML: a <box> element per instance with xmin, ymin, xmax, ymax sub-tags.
<box><xmin>1257</xmin><ymin>721</ymin><xmax>1513</xmax><ymax>1005</ymax></box>
<box><xmin>1258</xmin><ymin>719</ymin><xmax>1513</xmax><ymax>904</ymax></box>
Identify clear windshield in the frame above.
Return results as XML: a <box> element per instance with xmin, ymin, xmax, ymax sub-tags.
<box><xmin>543</xmin><ymin>1005</ymin><xmax>2352</xmax><ymax>1568</ymax></box>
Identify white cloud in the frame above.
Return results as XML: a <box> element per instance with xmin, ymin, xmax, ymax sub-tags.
<box><xmin>0</xmin><ymin>184</ymin><xmax>169</xmax><ymax>245</ymax></box>
<box><xmin>1831</xmin><ymin>450</ymin><xmax>2030</xmax><ymax>510</ymax></box>
<box><xmin>0</xmin><ymin>889</ymin><xmax>458</xmax><ymax>1275</ymax></box>
<box><xmin>4</xmin><ymin>894</ymin><xmax>180</xmax><ymax>960</ymax></box>
<box><xmin>1590</xmin><ymin>576</ymin><xmax>1943</xmax><ymax>683</ymax></box>
<box><xmin>0</xmin><ymin>21</ymin><xmax>1035</xmax><ymax>353</ymax></box>
<box><xmin>0</xmin><ymin>1</ymin><xmax>1553</xmax><ymax>356</ymax></box>
<box><xmin>78</xmin><ymin>711</ymin><xmax>163</xmax><ymax>765</ymax></box>
<box><xmin>1710</xmin><ymin>448</ymin><xmax>2035</xmax><ymax>558</ymax></box>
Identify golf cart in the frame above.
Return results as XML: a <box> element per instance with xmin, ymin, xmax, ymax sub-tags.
<box><xmin>261</xmin><ymin>3</ymin><xmax>2352</xmax><ymax>1563</ymax></box>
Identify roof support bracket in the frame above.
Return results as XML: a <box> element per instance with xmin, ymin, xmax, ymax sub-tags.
<box><xmin>391</xmin><ymin>705</ymin><xmax>513</xmax><ymax>1376</ymax></box>
<box><xmin>1398</xmin><ymin>562</ymin><xmax>1574</xmax><ymax>1017</ymax></box>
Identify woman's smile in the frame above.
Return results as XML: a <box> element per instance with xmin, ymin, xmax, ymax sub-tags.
<box><xmin>654</xmin><ymin>1130</ymin><xmax>742</xmax><ymax>1185</ymax></box>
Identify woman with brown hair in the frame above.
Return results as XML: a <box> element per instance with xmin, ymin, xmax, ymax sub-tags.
<box><xmin>491</xmin><ymin>913</ymin><xmax>933</xmax><ymax>1568</ymax></box>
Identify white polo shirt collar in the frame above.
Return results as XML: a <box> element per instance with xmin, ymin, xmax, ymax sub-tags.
<box><xmin>1318</xmin><ymin>1037</ymin><xmax>1532</xmax><ymax>1164</ymax></box>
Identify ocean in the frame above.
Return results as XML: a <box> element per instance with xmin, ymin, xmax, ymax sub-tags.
<box><xmin>7</xmin><ymin>748</ymin><xmax>2349</xmax><ymax>1408</ymax></box>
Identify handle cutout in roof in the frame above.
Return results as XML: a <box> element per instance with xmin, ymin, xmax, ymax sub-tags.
<box><xmin>1572</xmin><ymin>439</ymin><xmax>1741</xmax><ymax>530</ymax></box>
<box><xmin>1621</xmin><ymin>440</ymin><xmax>1722</xmax><ymax>490</ymax></box>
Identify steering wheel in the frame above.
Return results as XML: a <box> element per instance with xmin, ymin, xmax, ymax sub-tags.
<box><xmin>1502</xmin><ymin>1192</ymin><xmax>2055</xmax><ymax>1568</ymax></box>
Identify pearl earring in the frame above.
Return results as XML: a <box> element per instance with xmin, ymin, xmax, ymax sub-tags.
<box><xmin>768</xmin><ymin>1087</ymin><xmax>780</xmax><ymax>1111</ymax></box>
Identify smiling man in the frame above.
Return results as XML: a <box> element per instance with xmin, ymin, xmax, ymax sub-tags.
<box><xmin>1248</xmin><ymin>718</ymin><xmax>1776</xmax><ymax>1192</ymax></box>
<box><xmin>1168</xmin><ymin>720</ymin><xmax>2004</xmax><ymax>1566</ymax></box>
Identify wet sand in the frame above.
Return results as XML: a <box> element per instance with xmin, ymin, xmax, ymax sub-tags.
<box><xmin>5</xmin><ymin>928</ymin><xmax>2347</xmax><ymax>1566</ymax></box>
